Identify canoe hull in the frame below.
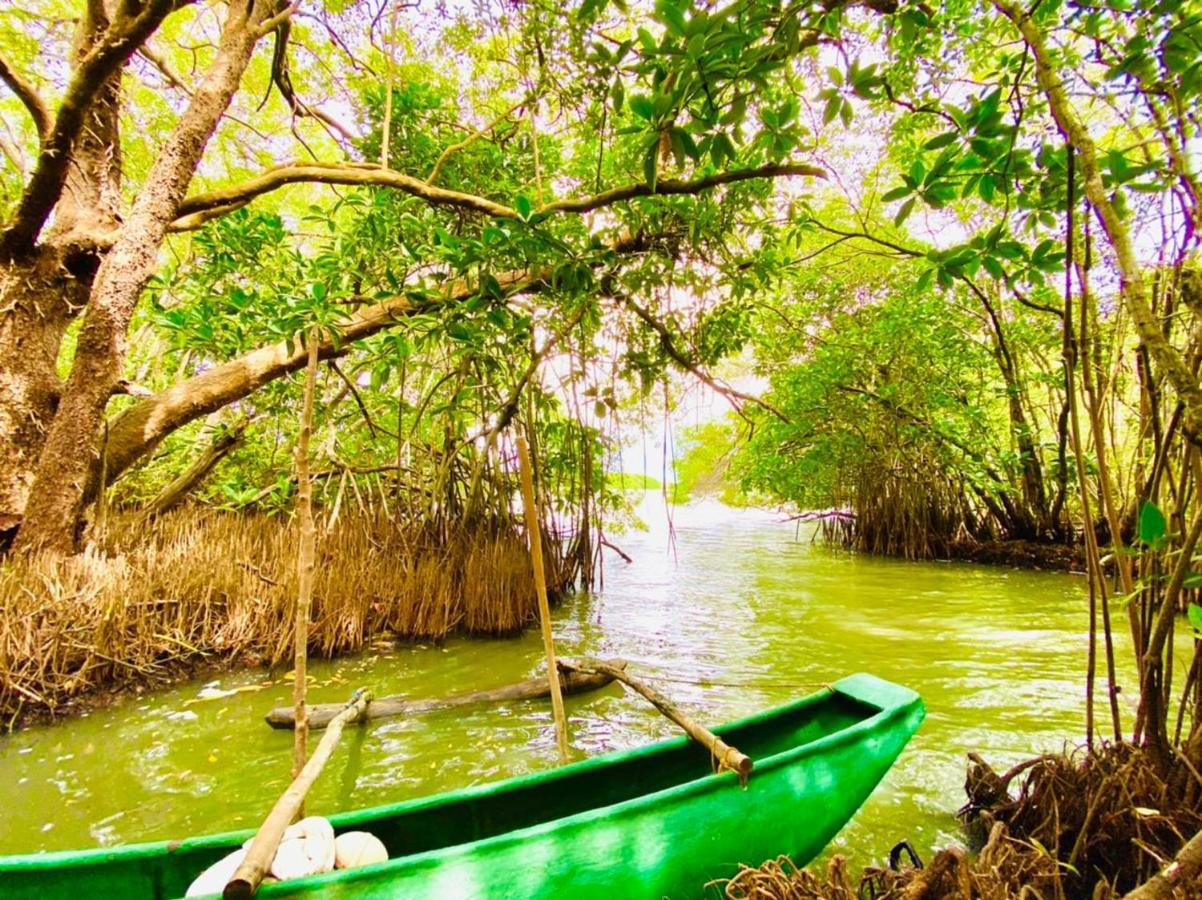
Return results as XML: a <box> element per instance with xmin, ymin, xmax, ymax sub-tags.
<box><xmin>0</xmin><ymin>673</ymin><xmax>924</xmax><ymax>899</ymax></box>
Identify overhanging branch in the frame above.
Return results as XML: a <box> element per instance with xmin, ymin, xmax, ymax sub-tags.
<box><xmin>102</xmin><ymin>231</ymin><xmax>651</xmax><ymax>485</ymax></box>
<box><xmin>1</xmin><ymin>0</ymin><xmax>180</xmax><ymax>256</ymax></box>
<box><xmin>170</xmin><ymin>160</ymin><xmax>826</xmax><ymax>230</ymax></box>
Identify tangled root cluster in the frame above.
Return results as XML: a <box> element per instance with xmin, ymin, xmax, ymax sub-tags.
<box><xmin>722</xmin><ymin>743</ymin><xmax>1202</xmax><ymax>900</ymax></box>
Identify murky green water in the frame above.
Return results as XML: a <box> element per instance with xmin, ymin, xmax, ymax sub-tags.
<box><xmin>0</xmin><ymin>497</ymin><xmax>1140</xmax><ymax>875</ymax></box>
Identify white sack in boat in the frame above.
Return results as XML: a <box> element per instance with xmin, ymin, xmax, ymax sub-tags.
<box><xmin>270</xmin><ymin>816</ymin><xmax>336</xmax><ymax>881</ymax></box>
<box><xmin>184</xmin><ymin>847</ymin><xmax>248</xmax><ymax>897</ymax></box>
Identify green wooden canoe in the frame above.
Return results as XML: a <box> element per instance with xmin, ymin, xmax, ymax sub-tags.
<box><xmin>0</xmin><ymin>673</ymin><xmax>924</xmax><ymax>900</ymax></box>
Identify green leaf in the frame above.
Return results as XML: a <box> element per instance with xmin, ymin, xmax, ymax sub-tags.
<box><xmin>629</xmin><ymin>93</ymin><xmax>655</xmax><ymax>121</ymax></box>
<box><xmin>880</xmin><ymin>185</ymin><xmax>911</xmax><ymax>202</ymax></box>
<box><xmin>1189</xmin><ymin>603</ymin><xmax>1202</xmax><ymax>633</ymax></box>
<box><xmin>514</xmin><ymin>195</ymin><xmax>533</xmax><ymax>221</ymax></box>
<box><xmin>822</xmin><ymin>94</ymin><xmax>841</xmax><ymax>125</ymax></box>
<box><xmin>643</xmin><ymin>141</ymin><xmax>659</xmax><ymax>191</ymax></box>
<box><xmin>656</xmin><ymin>0</ymin><xmax>687</xmax><ymax>37</ymax></box>
<box><xmin>924</xmin><ymin>131</ymin><xmax>958</xmax><ymax>150</ymax></box>
<box><xmin>1138</xmin><ymin>500</ymin><xmax>1167</xmax><ymax>547</ymax></box>
<box><xmin>894</xmin><ymin>197</ymin><xmax>915</xmax><ymax>226</ymax></box>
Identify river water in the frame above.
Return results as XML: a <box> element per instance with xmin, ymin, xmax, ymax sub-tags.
<box><xmin>0</xmin><ymin>497</ymin><xmax>1122</xmax><ymax>878</ymax></box>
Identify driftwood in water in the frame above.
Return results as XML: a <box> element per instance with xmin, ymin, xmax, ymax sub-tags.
<box><xmin>561</xmin><ymin>658</ymin><xmax>753</xmax><ymax>786</ymax></box>
<box><xmin>225</xmin><ymin>690</ymin><xmax>370</xmax><ymax>900</ymax></box>
<box><xmin>264</xmin><ymin>659</ymin><xmax>626</xmax><ymax>730</ymax></box>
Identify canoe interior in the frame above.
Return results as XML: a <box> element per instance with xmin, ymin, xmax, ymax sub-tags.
<box><xmin>0</xmin><ymin>677</ymin><xmax>917</xmax><ymax>900</ymax></box>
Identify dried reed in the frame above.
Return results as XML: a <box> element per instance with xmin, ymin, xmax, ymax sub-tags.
<box><xmin>0</xmin><ymin>509</ymin><xmax>568</xmax><ymax>729</ymax></box>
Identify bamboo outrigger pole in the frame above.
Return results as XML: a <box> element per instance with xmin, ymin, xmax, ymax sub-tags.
<box><xmin>515</xmin><ymin>433</ymin><xmax>570</xmax><ymax>764</ymax></box>
<box><xmin>562</xmin><ymin>659</ymin><xmax>753</xmax><ymax>786</ymax></box>
<box><xmin>224</xmin><ymin>690</ymin><xmax>371</xmax><ymax>900</ymax></box>
<box><xmin>292</xmin><ymin>327</ymin><xmax>321</xmax><ymax>785</ymax></box>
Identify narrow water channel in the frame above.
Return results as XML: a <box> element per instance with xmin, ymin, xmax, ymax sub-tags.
<box><xmin>0</xmin><ymin>497</ymin><xmax>1117</xmax><ymax>879</ymax></box>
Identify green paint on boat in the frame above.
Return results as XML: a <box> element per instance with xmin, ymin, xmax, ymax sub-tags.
<box><xmin>0</xmin><ymin>673</ymin><xmax>924</xmax><ymax>899</ymax></box>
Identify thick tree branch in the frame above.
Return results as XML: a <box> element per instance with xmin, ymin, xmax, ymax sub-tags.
<box><xmin>0</xmin><ymin>52</ymin><xmax>51</xmax><ymax>141</ymax></box>
<box><xmin>102</xmin><ymin>271</ymin><xmax>543</xmax><ymax>484</ymax></box>
<box><xmin>102</xmin><ymin>232</ymin><xmax>651</xmax><ymax>487</ymax></box>
<box><xmin>0</xmin><ymin>0</ymin><xmax>180</xmax><ymax>256</ymax></box>
<box><xmin>170</xmin><ymin>160</ymin><xmax>826</xmax><ymax>230</ymax></box>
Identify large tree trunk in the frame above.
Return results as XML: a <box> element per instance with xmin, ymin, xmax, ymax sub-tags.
<box><xmin>0</xmin><ymin>251</ymin><xmax>90</xmax><ymax>542</ymax></box>
<box><xmin>15</xmin><ymin>1</ymin><xmax>271</xmax><ymax>555</ymax></box>
<box><xmin>0</xmin><ymin>7</ymin><xmax>123</xmax><ymax>543</ymax></box>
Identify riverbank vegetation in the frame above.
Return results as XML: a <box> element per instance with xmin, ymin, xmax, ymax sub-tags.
<box><xmin>1</xmin><ymin>0</ymin><xmax>1201</xmax><ymax>895</ymax></box>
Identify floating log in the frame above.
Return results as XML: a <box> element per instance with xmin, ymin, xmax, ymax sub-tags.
<box><xmin>264</xmin><ymin>659</ymin><xmax>626</xmax><ymax>730</ymax></box>
<box><xmin>225</xmin><ymin>689</ymin><xmax>371</xmax><ymax>900</ymax></box>
<box><xmin>561</xmin><ymin>658</ymin><xmax>753</xmax><ymax>786</ymax></box>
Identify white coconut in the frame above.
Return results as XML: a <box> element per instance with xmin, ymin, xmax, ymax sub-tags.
<box><xmin>334</xmin><ymin>831</ymin><xmax>388</xmax><ymax>869</ymax></box>
<box><xmin>185</xmin><ymin>847</ymin><xmax>248</xmax><ymax>897</ymax></box>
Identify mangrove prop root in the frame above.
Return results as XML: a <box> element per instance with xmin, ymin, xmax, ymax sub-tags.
<box><xmin>561</xmin><ymin>658</ymin><xmax>753</xmax><ymax>786</ymax></box>
<box><xmin>264</xmin><ymin>659</ymin><xmax>626</xmax><ymax>729</ymax></box>
<box><xmin>723</xmin><ymin>744</ymin><xmax>1202</xmax><ymax>900</ymax></box>
<box><xmin>225</xmin><ymin>689</ymin><xmax>370</xmax><ymax>900</ymax></box>
<box><xmin>1123</xmin><ymin>823</ymin><xmax>1202</xmax><ymax>899</ymax></box>
<box><xmin>0</xmin><ymin>509</ymin><xmax>581</xmax><ymax>730</ymax></box>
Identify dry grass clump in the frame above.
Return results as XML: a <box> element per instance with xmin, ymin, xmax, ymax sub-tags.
<box><xmin>720</xmin><ymin>744</ymin><xmax>1202</xmax><ymax>900</ymax></box>
<box><xmin>0</xmin><ymin>509</ymin><xmax>567</xmax><ymax>728</ymax></box>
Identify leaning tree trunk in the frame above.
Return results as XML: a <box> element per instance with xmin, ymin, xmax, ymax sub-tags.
<box><xmin>15</xmin><ymin>1</ymin><xmax>271</xmax><ymax>555</ymax></box>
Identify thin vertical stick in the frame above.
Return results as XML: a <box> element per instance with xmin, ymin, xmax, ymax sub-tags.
<box><xmin>293</xmin><ymin>327</ymin><xmax>320</xmax><ymax>788</ymax></box>
<box><xmin>380</xmin><ymin>2</ymin><xmax>396</xmax><ymax>167</ymax></box>
<box><xmin>516</xmin><ymin>433</ymin><xmax>570</xmax><ymax>763</ymax></box>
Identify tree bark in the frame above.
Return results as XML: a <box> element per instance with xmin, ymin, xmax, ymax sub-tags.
<box><xmin>0</xmin><ymin>249</ymin><xmax>91</xmax><ymax>543</ymax></box>
<box><xmin>15</xmin><ymin>1</ymin><xmax>272</xmax><ymax>555</ymax></box>
<box><xmin>0</xmin><ymin>7</ymin><xmax>127</xmax><ymax>542</ymax></box>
